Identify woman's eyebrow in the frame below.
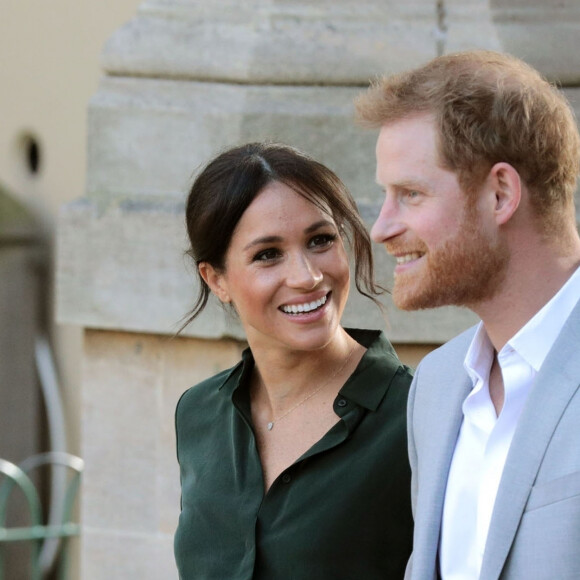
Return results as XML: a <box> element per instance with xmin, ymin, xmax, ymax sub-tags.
<box><xmin>304</xmin><ymin>219</ymin><xmax>335</xmax><ymax>234</ymax></box>
<box><xmin>243</xmin><ymin>235</ymin><xmax>283</xmax><ymax>251</ymax></box>
<box><xmin>242</xmin><ymin>220</ymin><xmax>335</xmax><ymax>252</ymax></box>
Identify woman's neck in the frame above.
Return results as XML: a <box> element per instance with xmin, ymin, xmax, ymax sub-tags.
<box><xmin>249</xmin><ymin>328</ymin><xmax>360</xmax><ymax>415</ymax></box>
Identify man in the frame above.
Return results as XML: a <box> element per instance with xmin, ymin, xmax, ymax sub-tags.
<box><xmin>355</xmin><ymin>50</ymin><xmax>580</xmax><ymax>579</ymax></box>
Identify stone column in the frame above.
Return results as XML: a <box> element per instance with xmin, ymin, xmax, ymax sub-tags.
<box><xmin>57</xmin><ymin>1</ymin><xmax>580</xmax><ymax>577</ymax></box>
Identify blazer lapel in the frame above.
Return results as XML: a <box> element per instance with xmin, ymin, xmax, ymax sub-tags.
<box><xmin>480</xmin><ymin>301</ymin><xmax>580</xmax><ymax>580</ymax></box>
<box><xmin>412</xmin><ymin>330</ymin><xmax>475</xmax><ymax>579</ymax></box>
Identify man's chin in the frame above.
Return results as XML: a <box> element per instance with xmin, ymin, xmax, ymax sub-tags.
<box><xmin>392</xmin><ymin>288</ymin><xmax>427</xmax><ymax>311</ymax></box>
<box><xmin>392</xmin><ymin>284</ymin><xmax>449</xmax><ymax>311</ymax></box>
<box><xmin>393</xmin><ymin>298</ymin><xmax>429</xmax><ymax>311</ymax></box>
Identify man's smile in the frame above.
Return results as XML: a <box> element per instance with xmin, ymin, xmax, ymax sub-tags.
<box><xmin>395</xmin><ymin>252</ymin><xmax>424</xmax><ymax>265</ymax></box>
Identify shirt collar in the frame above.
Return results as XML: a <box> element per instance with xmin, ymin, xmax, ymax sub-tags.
<box><xmin>218</xmin><ymin>328</ymin><xmax>402</xmax><ymax>413</ymax></box>
<box><xmin>464</xmin><ymin>322</ymin><xmax>494</xmax><ymax>386</ymax></box>
<box><xmin>339</xmin><ymin>329</ymin><xmax>404</xmax><ymax>412</ymax></box>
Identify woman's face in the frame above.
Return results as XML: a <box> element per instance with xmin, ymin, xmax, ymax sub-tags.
<box><xmin>203</xmin><ymin>181</ymin><xmax>351</xmax><ymax>353</ymax></box>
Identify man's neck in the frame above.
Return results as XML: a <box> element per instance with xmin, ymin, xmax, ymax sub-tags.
<box><xmin>472</xmin><ymin>245</ymin><xmax>580</xmax><ymax>352</ymax></box>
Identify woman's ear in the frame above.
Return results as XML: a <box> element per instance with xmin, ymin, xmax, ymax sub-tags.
<box><xmin>488</xmin><ymin>162</ymin><xmax>522</xmax><ymax>226</ymax></box>
<box><xmin>198</xmin><ymin>262</ymin><xmax>231</xmax><ymax>303</ymax></box>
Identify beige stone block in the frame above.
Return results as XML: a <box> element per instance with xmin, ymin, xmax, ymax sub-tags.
<box><xmin>435</xmin><ymin>1</ymin><xmax>580</xmax><ymax>84</ymax></box>
<box><xmin>490</xmin><ymin>0</ymin><xmax>580</xmax><ymax>83</ymax></box>
<box><xmin>81</xmin><ymin>331</ymin><xmax>164</xmax><ymax>532</ymax></box>
<box><xmin>81</xmin><ymin>528</ymin><xmax>176</xmax><ymax>580</ymax></box>
<box><xmin>57</xmin><ymin>197</ymin><xmax>244</xmax><ymax>340</ymax></box>
<box><xmin>563</xmin><ymin>87</ymin><xmax>580</xmax><ymax>122</ymax></box>
<box><xmin>560</xmin><ymin>88</ymin><xmax>580</xmax><ymax>216</ymax></box>
<box><xmin>86</xmin><ymin>77</ymin><xmax>378</xmax><ymax>203</ymax></box>
<box><xmin>444</xmin><ymin>0</ymin><xmax>502</xmax><ymax>54</ymax></box>
<box><xmin>102</xmin><ymin>0</ymin><xmax>438</xmax><ymax>84</ymax></box>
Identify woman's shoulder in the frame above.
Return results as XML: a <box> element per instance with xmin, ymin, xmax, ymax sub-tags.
<box><xmin>176</xmin><ymin>360</ymin><xmax>243</xmax><ymax>418</ymax></box>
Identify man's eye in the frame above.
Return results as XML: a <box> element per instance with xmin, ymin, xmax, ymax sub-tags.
<box><xmin>253</xmin><ymin>248</ymin><xmax>281</xmax><ymax>262</ymax></box>
<box><xmin>309</xmin><ymin>233</ymin><xmax>337</xmax><ymax>249</ymax></box>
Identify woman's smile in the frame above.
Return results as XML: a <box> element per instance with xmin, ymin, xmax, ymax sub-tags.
<box><xmin>279</xmin><ymin>291</ymin><xmax>330</xmax><ymax>315</ymax></box>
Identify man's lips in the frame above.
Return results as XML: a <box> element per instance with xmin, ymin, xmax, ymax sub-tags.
<box><xmin>394</xmin><ymin>252</ymin><xmax>424</xmax><ymax>265</ymax></box>
<box><xmin>386</xmin><ymin>239</ymin><xmax>428</xmax><ymax>266</ymax></box>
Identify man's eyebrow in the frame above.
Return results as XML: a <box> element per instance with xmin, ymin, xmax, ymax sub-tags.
<box><xmin>376</xmin><ymin>178</ymin><xmax>431</xmax><ymax>191</ymax></box>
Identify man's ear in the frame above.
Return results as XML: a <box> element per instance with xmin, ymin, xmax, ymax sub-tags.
<box><xmin>198</xmin><ymin>262</ymin><xmax>231</xmax><ymax>303</ymax></box>
<box><xmin>488</xmin><ymin>162</ymin><xmax>522</xmax><ymax>225</ymax></box>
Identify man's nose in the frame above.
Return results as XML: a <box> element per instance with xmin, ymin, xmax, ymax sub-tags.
<box><xmin>371</xmin><ymin>197</ymin><xmax>406</xmax><ymax>243</ymax></box>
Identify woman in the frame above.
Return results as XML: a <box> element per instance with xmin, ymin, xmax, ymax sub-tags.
<box><xmin>174</xmin><ymin>142</ymin><xmax>413</xmax><ymax>579</ymax></box>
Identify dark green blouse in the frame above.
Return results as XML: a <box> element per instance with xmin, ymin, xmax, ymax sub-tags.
<box><xmin>174</xmin><ymin>329</ymin><xmax>413</xmax><ymax>579</ymax></box>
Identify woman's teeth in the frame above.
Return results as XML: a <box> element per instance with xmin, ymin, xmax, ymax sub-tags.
<box><xmin>281</xmin><ymin>295</ymin><xmax>327</xmax><ymax>314</ymax></box>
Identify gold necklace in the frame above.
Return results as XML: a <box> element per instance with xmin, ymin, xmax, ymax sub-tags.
<box><xmin>266</xmin><ymin>343</ymin><xmax>357</xmax><ymax>431</ymax></box>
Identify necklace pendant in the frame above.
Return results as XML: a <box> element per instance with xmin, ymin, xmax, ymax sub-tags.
<box><xmin>267</xmin><ymin>422</ymin><xmax>274</xmax><ymax>431</ymax></box>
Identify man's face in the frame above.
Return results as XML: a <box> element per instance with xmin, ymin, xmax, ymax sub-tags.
<box><xmin>371</xmin><ymin>114</ymin><xmax>508</xmax><ymax>310</ymax></box>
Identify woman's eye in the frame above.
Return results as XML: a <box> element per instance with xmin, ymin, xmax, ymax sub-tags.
<box><xmin>309</xmin><ymin>233</ymin><xmax>337</xmax><ymax>249</ymax></box>
<box><xmin>253</xmin><ymin>248</ymin><xmax>281</xmax><ymax>262</ymax></box>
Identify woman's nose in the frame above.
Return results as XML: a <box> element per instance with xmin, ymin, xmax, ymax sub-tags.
<box><xmin>286</xmin><ymin>253</ymin><xmax>323</xmax><ymax>289</ymax></box>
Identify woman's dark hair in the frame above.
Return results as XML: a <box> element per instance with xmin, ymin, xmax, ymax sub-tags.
<box><xmin>181</xmin><ymin>141</ymin><xmax>383</xmax><ymax>329</ymax></box>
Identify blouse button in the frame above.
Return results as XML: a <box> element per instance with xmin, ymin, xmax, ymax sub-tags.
<box><xmin>337</xmin><ymin>398</ymin><xmax>348</xmax><ymax>407</ymax></box>
<box><xmin>282</xmin><ymin>472</ymin><xmax>292</xmax><ymax>484</ymax></box>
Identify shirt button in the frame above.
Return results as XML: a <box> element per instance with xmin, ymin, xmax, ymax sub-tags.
<box><xmin>337</xmin><ymin>398</ymin><xmax>348</xmax><ymax>407</ymax></box>
<box><xmin>282</xmin><ymin>472</ymin><xmax>292</xmax><ymax>484</ymax></box>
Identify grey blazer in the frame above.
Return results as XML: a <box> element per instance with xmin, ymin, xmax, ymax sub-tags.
<box><xmin>406</xmin><ymin>299</ymin><xmax>580</xmax><ymax>580</ymax></box>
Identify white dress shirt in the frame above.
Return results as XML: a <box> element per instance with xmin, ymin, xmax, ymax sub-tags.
<box><xmin>440</xmin><ymin>266</ymin><xmax>580</xmax><ymax>579</ymax></box>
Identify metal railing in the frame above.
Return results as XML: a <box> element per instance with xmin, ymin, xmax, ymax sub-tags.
<box><xmin>0</xmin><ymin>452</ymin><xmax>83</xmax><ymax>579</ymax></box>
<box><xmin>2</xmin><ymin>189</ymin><xmax>82</xmax><ymax>578</ymax></box>
<box><xmin>0</xmin><ymin>333</ymin><xmax>82</xmax><ymax>579</ymax></box>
